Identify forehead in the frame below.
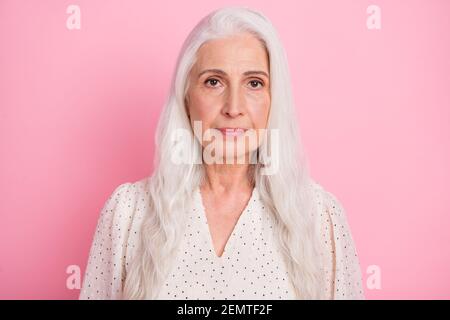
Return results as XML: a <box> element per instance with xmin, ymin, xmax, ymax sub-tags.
<box><xmin>194</xmin><ymin>33</ymin><xmax>269</xmax><ymax>72</ymax></box>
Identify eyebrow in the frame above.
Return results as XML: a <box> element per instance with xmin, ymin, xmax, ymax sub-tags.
<box><xmin>198</xmin><ymin>68</ymin><xmax>269</xmax><ymax>79</ymax></box>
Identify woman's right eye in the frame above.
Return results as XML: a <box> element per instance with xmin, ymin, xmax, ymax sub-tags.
<box><xmin>205</xmin><ymin>78</ymin><xmax>221</xmax><ymax>87</ymax></box>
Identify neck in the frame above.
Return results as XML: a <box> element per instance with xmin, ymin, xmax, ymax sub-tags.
<box><xmin>202</xmin><ymin>163</ymin><xmax>254</xmax><ymax>195</ymax></box>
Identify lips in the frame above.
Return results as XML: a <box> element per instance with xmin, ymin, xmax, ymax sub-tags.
<box><xmin>216</xmin><ymin>127</ymin><xmax>248</xmax><ymax>137</ymax></box>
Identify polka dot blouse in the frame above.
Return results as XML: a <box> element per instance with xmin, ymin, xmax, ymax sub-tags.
<box><xmin>79</xmin><ymin>177</ymin><xmax>365</xmax><ymax>300</ymax></box>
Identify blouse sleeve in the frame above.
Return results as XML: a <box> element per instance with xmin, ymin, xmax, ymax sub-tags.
<box><xmin>317</xmin><ymin>187</ymin><xmax>365</xmax><ymax>300</ymax></box>
<box><xmin>79</xmin><ymin>182</ymin><xmax>133</xmax><ymax>300</ymax></box>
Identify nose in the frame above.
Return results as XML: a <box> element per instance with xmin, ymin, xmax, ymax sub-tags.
<box><xmin>222</xmin><ymin>85</ymin><xmax>245</xmax><ymax>118</ymax></box>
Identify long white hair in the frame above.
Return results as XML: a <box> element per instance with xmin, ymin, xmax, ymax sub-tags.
<box><xmin>123</xmin><ymin>6</ymin><xmax>324</xmax><ymax>299</ymax></box>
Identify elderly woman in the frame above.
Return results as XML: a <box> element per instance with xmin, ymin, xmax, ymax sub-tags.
<box><xmin>79</xmin><ymin>7</ymin><xmax>364</xmax><ymax>300</ymax></box>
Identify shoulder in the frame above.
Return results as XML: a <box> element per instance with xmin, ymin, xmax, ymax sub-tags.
<box><xmin>307</xmin><ymin>178</ymin><xmax>354</xmax><ymax>246</ymax></box>
<box><xmin>307</xmin><ymin>178</ymin><xmax>365</xmax><ymax>299</ymax></box>
<box><xmin>106</xmin><ymin>176</ymin><xmax>150</xmax><ymax>209</ymax></box>
<box><xmin>308</xmin><ymin>179</ymin><xmax>342</xmax><ymax>208</ymax></box>
<box><xmin>96</xmin><ymin>177</ymin><xmax>149</xmax><ymax>228</ymax></box>
<box><xmin>79</xmin><ymin>176</ymin><xmax>151</xmax><ymax>299</ymax></box>
<box><xmin>103</xmin><ymin>176</ymin><xmax>150</xmax><ymax>219</ymax></box>
<box><xmin>307</xmin><ymin>179</ymin><xmax>348</xmax><ymax>225</ymax></box>
<box><xmin>97</xmin><ymin>176</ymin><xmax>151</xmax><ymax>262</ymax></box>
<box><xmin>79</xmin><ymin>178</ymin><xmax>148</xmax><ymax>299</ymax></box>
<box><xmin>107</xmin><ymin>175</ymin><xmax>150</xmax><ymax>226</ymax></box>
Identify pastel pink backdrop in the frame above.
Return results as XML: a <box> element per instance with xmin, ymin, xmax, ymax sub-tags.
<box><xmin>0</xmin><ymin>0</ymin><xmax>449</xmax><ymax>299</ymax></box>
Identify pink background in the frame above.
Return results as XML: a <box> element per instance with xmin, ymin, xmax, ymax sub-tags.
<box><xmin>1</xmin><ymin>0</ymin><xmax>449</xmax><ymax>299</ymax></box>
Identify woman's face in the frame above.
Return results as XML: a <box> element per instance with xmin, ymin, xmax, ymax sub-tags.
<box><xmin>185</xmin><ymin>32</ymin><xmax>271</xmax><ymax>164</ymax></box>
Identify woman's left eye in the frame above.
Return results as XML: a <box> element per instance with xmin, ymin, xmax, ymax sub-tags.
<box><xmin>248</xmin><ymin>80</ymin><xmax>264</xmax><ymax>89</ymax></box>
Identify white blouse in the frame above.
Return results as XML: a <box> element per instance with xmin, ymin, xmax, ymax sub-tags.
<box><xmin>79</xmin><ymin>177</ymin><xmax>365</xmax><ymax>300</ymax></box>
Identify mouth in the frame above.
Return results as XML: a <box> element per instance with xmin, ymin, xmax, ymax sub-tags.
<box><xmin>215</xmin><ymin>127</ymin><xmax>249</xmax><ymax>137</ymax></box>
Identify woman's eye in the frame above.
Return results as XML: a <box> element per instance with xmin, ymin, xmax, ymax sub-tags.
<box><xmin>248</xmin><ymin>80</ymin><xmax>264</xmax><ymax>89</ymax></box>
<box><xmin>205</xmin><ymin>78</ymin><xmax>221</xmax><ymax>87</ymax></box>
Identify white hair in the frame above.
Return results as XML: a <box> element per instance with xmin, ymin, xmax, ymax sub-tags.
<box><xmin>123</xmin><ymin>6</ymin><xmax>325</xmax><ymax>299</ymax></box>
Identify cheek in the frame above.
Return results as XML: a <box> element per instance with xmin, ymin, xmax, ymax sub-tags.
<box><xmin>188</xmin><ymin>91</ymin><xmax>221</xmax><ymax>126</ymax></box>
<box><xmin>246</xmin><ymin>93</ymin><xmax>271</xmax><ymax>128</ymax></box>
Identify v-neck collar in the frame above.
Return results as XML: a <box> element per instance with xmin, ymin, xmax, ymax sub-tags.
<box><xmin>195</xmin><ymin>186</ymin><xmax>257</xmax><ymax>260</ymax></box>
